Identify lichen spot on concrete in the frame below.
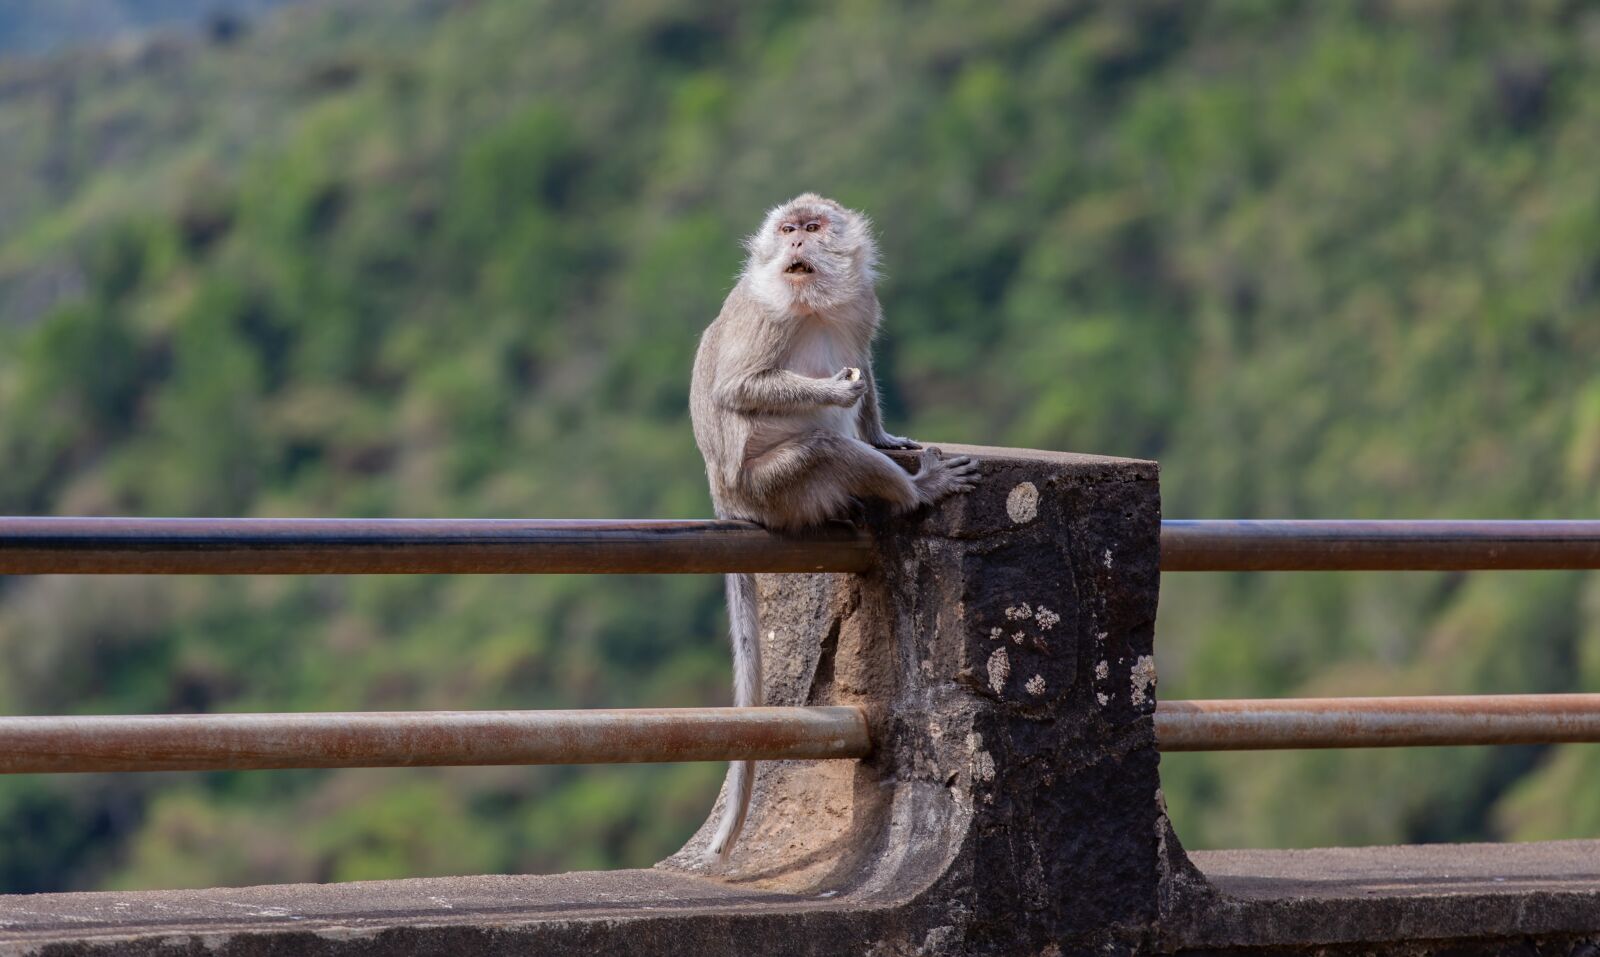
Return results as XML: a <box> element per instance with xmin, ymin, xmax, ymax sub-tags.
<box><xmin>1097</xmin><ymin>692</ymin><xmax>1110</xmax><ymax>706</ymax></box>
<box><xmin>1130</xmin><ymin>654</ymin><xmax>1157</xmax><ymax>706</ymax></box>
<box><xmin>1103</xmin><ymin>548</ymin><xmax>1114</xmax><ymax>568</ymax></box>
<box><xmin>966</xmin><ymin>731</ymin><xmax>997</xmax><ymax>783</ymax></box>
<box><xmin>1095</xmin><ymin>660</ymin><xmax>1110</xmax><ymax>681</ymax></box>
<box><xmin>1006</xmin><ymin>481</ymin><xmax>1039</xmax><ymax>523</ymax></box>
<box><xmin>1034</xmin><ymin>605</ymin><xmax>1060</xmax><ymax>630</ymax></box>
<box><xmin>1012</xmin><ymin>630</ymin><xmax>1026</xmax><ymax>645</ymax></box>
<box><xmin>1025</xmin><ymin>674</ymin><xmax>1046</xmax><ymax>696</ymax></box>
<box><xmin>987</xmin><ymin>647</ymin><xmax>1011</xmax><ymax>694</ymax></box>
<box><xmin>989</xmin><ymin>626</ymin><xmax>1004</xmax><ymax>640</ymax></box>
<box><xmin>1005</xmin><ymin>602</ymin><xmax>1033</xmax><ymax>621</ymax></box>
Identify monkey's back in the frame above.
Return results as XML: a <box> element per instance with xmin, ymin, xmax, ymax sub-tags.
<box><xmin>689</xmin><ymin>294</ymin><xmax>751</xmax><ymax>516</ymax></box>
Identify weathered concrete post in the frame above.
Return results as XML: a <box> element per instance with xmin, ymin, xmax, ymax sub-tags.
<box><xmin>668</xmin><ymin>443</ymin><xmax>1175</xmax><ymax>954</ymax></box>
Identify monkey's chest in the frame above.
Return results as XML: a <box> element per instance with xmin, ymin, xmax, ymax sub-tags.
<box><xmin>782</xmin><ymin>323</ymin><xmax>850</xmax><ymax>379</ymax></box>
<box><xmin>768</xmin><ymin>324</ymin><xmax>859</xmax><ymax>441</ymax></box>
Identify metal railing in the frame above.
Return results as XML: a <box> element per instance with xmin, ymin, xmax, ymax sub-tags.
<box><xmin>1160</xmin><ymin>519</ymin><xmax>1600</xmax><ymax>571</ymax></box>
<box><xmin>10</xmin><ymin>517</ymin><xmax>1600</xmax><ymax>576</ymax></box>
<box><xmin>0</xmin><ymin>707</ymin><xmax>870</xmax><ymax>773</ymax></box>
<box><xmin>1157</xmin><ymin>519</ymin><xmax>1600</xmax><ymax>751</ymax></box>
<box><xmin>0</xmin><ymin>516</ymin><xmax>874</xmax><ymax>772</ymax></box>
<box><xmin>1155</xmin><ymin>694</ymin><xmax>1600</xmax><ymax>751</ymax></box>
<box><xmin>0</xmin><ymin>517</ymin><xmax>871</xmax><ymax>575</ymax></box>
<box><xmin>3</xmin><ymin>516</ymin><xmax>1600</xmax><ymax>771</ymax></box>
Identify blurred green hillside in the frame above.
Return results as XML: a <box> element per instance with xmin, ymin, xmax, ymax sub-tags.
<box><xmin>1</xmin><ymin>0</ymin><xmax>1598</xmax><ymax>892</ymax></box>
<box><xmin>0</xmin><ymin>1</ymin><xmax>297</xmax><ymax>56</ymax></box>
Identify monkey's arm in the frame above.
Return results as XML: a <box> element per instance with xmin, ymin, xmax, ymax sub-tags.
<box><xmin>857</xmin><ymin>364</ymin><xmax>920</xmax><ymax>450</ymax></box>
<box><xmin>713</xmin><ymin>368</ymin><xmax>864</xmax><ymax>415</ymax></box>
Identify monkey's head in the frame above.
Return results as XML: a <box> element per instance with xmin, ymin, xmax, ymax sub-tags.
<box><xmin>746</xmin><ymin>193</ymin><xmax>879</xmax><ymax>312</ymax></box>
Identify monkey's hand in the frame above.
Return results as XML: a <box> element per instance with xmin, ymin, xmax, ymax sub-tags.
<box><xmin>869</xmin><ymin>432</ymin><xmax>921</xmax><ymax>450</ymax></box>
<box><xmin>827</xmin><ymin>367</ymin><xmax>868</xmax><ymax>407</ymax></box>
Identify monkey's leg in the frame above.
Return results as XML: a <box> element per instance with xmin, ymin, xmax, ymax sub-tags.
<box><xmin>742</xmin><ymin>432</ymin><xmax>973</xmax><ymax>530</ymax></box>
<box><xmin>787</xmin><ymin>437</ymin><xmax>978</xmax><ymax>513</ymax></box>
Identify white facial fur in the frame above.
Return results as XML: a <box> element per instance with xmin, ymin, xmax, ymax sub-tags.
<box><xmin>745</xmin><ymin>193</ymin><xmax>879</xmax><ymax>313</ymax></box>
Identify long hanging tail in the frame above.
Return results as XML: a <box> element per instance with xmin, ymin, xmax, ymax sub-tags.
<box><xmin>708</xmin><ymin>571</ymin><xmax>761</xmax><ymax>862</ymax></box>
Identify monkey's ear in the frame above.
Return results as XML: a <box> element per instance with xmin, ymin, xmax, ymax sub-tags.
<box><xmin>843</xmin><ymin>207</ymin><xmax>881</xmax><ymax>273</ymax></box>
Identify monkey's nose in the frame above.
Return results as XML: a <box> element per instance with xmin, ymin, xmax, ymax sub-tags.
<box><xmin>790</xmin><ymin>239</ymin><xmax>803</xmax><ymax>249</ymax></box>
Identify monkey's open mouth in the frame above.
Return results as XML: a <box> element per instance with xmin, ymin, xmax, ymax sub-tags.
<box><xmin>784</xmin><ymin>260</ymin><xmax>814</xmax><ymax>275</ymax></box>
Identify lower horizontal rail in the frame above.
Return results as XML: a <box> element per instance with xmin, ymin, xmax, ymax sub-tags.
<box><xmin>0</xmin><ymin>707</ymin><xmax>871</xmax><ymax>773</ymax></box>
<box><xmin>1160</xmin><ymin>520</ymin><xmax>1600</xmax><ymax>571</ymax></box>
<box><xmin>1155</xmin><ymin>694</ymin><xmax>1600</xmax><ymax>751</ymax></box>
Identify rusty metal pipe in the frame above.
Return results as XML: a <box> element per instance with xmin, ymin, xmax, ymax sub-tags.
<box><xmin>1155</xmin><ymin>694</ymin><xmax>1600</xmax><ymax>751</ymax></box>
<box><xmin>12</xmin><ymin>518</ymin><xmax>1600</xmax><ymax>576</ymax></box>
<box><xmin>0</xmin><ymin>707</ymin><xmax>871</xmax><ymax>773</ymax></box>
<box><xmin>1160</xmin><ymin>520</ymin><xmax>1600</xmax><ymax>571</ymax></box>
<box><xmin>0</xmin><ymin>518</ymin><xmax>872</xmax><ymax>575</ymax></box>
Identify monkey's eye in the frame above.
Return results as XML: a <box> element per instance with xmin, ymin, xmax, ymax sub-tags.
<box><xmin>804</xmin><ymin>221</ymin><xmax>821</xmax><ymax>232</ymax></box>
<box><xmin>780</xmin><ymin>224</ymin><xmax>797</xmax><ymax>234</ymax></box>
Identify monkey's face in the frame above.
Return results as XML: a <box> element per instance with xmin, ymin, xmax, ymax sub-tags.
<box><xmin>774</xmin><ymin>206</ymin><xmax>838</xmax><ymax>284</ymax></box>
<box><xmin>748</xmin><ymin>194</ymin><xmax>879</xmax><ymax>311</ymax></box>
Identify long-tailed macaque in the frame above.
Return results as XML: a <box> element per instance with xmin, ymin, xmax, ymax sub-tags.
<box><xmin>689</xmin><ymin>194</ymin><xmax>978</xmax><ymax>860</ymax></box>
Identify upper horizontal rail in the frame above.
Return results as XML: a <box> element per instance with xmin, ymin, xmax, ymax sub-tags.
<box><xmin>7</xmin><ymin>518</ymin><xmax>1600</xmax><ymax>576</ymax></box>
<box><xmin>1160</xmin><ymin>520</ymin><xmax>1600</xmax><ymax>571</ymax></box>
<box><xmin>0</xmin><ymin>518</ymin><xmax>873</xmax><ymax>575</ymax></box>
<box><xmin>1155</xmin><ymin>694</ymin><xmax>1600</xmax><ymax>750</ymax></box>
<box><xmin>0</xmin><ymin>706</ymin><xmax>871</xmax><ymax>773</ymax></box>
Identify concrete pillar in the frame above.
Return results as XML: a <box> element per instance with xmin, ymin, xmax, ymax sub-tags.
<box><xmin>668</xmin><ymin>444</ymin><xmax>1177</xmax><ymax>954</ymax></box>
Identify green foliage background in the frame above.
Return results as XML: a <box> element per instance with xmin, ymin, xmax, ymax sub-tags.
<box><xmin>1</xmin><ymin>0</ymin><xmax>1598</xmax><ymax>892</ymax></box>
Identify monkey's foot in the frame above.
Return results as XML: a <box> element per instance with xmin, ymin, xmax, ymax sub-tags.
<box><xmin>913</xmin><ymin>446</ymin><xmax>979</xmax><ymax>503</ymax></box>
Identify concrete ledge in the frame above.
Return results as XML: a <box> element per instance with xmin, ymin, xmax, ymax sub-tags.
<box><xmin>0</xmin><ymin>870</ymin><xmax>862</xmax><ymax>955</ymax></box>
<box><xmin>1173</xmin><ymin>839</ymin><xmax>1600</xmax><ymax>952</ymax></box>
<box><xmin>7</xmin><ymin>841</ymin><xmax>1600</xmax><ymax>956</ymax></box>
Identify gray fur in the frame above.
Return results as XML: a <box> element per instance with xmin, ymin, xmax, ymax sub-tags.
<box><xmin>690</xmin><ymin>194</ymin><xmax>979</xmax><ymax>861</ymax></box>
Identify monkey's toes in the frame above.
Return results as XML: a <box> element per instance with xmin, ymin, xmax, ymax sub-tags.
<box><xmin>943</xmin><ymin>456</ymin><xmax>979</xmax><ymax>493</ymax></box>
